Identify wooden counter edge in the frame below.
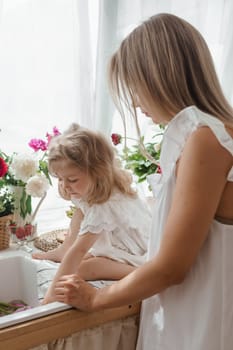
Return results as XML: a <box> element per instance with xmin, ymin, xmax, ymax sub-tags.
<box><xmin>0</xmin><ymin>302</ymin><xmax>141</xmax><ymax>350</ymax></box>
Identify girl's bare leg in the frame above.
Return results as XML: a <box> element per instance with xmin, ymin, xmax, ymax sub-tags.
<box><xmin>32</xmin><ymin>245</ymin><xmax>66</xmax><ymax>262</ymax></box>
<box><xmin>32</xmin><ymin>230</ymin><xmax>73</xmax><ymax>262</ymax></box>
<box><xmin>77</xmin><ymin>256</ymin><xmax>136</xmax><ymax>280</ymax></box>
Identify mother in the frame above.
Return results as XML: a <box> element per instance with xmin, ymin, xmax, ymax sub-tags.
<box><xmin>53</xmin><ymin>13</ymin><xmax>233</xmax><ymax>350</ymax></box>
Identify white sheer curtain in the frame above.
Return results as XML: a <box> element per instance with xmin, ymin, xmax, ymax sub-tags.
<box><xmin>93</xmin><ymin>0</ymin><xmax>118</xmax><ymax>134</ymax></box>
<box><xmin>73</xmin><ymin>0</ymin><xmax>94</xmax><ymax>129</ymax></box>
<box><xmin>0</xmin><ymin>0</ymin><xmax>96</xmax><ymax>232</ymax></box>
<box><xmin>96</xmin><ymin>0</ymin><xmax>233</xmax><ymax>137</ymax></box>
<box><xmin>1</xmin><ymin>0</ymin><xmax>233</xmax><ymax>232</ymax></box>
<box><xmin>0</xmin><ymin>0</ymin><xmax>97</xmax><ymax>154</ymax></box>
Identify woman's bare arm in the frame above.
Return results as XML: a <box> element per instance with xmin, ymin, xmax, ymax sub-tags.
<box><xmin>54</xmin><ymin>127</ymin><xmax>233</xmax><ymax>311</ymax></box>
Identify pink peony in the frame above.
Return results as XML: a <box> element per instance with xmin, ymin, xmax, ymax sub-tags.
<box><xmin>28</xmin><ymin>139</ymin><xmax>47</xmax><ymax>152</ymax></box>
<box><xmin>29</xmin><ymin>126</ymin><xmax>61</xmax><ymax>151</ymax></box>
<box><xmin>52</xmin><ymin>126</ymin><xmax>61</xmax><ymax>136</ymax></box>
<box><xmin>46</xmin><ymin>126</ymin><xmax>61</xmax><ymax>147</ymax></box>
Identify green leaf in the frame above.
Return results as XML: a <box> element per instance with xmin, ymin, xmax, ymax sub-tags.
<box><xmin>19</xmin><ymin>188</ymin><xmax>32</xmax><ymax>219</ymax></box>
<box><xmin>39</xmin><ymin>159</ymin><xmax>52</xmax><ymax>185</ymax></box>
<box><xmin>26</xmin><ymin>194</ymin><xmax>32</xmax><ymax>216</ymax></box>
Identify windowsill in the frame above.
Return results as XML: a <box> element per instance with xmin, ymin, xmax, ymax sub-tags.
<box><xmin>0</xmin><ymin>303</ymin><xmax>140</xmax><ymax>349</ymax></box>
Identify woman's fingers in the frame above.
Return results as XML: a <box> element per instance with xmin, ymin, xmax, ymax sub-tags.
<box><xmin>54</xmin><ymin>274</ymin><xmax>97</xmax><ymax>311</ymax></box>
<box><xmin>56</xmin><ymin>274</ymin><xmax>79</xmax><ymax>283</ymax></box>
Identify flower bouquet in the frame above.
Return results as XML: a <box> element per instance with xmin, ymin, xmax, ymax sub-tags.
<box><xmin>111</xmin><ymin>127</ymin><xmax>163</xmax><ymax>184</ymax></box>
<box><xmin>0</xmin><ymin>127</ymin><xmax>60</xmax><ymax>249</ymax></box>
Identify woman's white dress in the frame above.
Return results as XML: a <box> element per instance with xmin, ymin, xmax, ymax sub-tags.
<box><xmin>136</xmin><ymin>106</ymin><xmax>233</xmax><ymax>350</ymax></box>
<box><xmin>72</xmin><ymin>191</ymin><xmax>152</xmax><ymax>267</ymax></box>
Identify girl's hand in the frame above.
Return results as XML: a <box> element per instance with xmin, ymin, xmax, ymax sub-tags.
<box><xmin>54</xmin><ymin>274</ymin><xmax>98</xmax><ymax>312</ymax></box>
<box><xmin>41</xmin><ymin>295</ymin><xmax>55</xmax><ymax>305</ymax></box>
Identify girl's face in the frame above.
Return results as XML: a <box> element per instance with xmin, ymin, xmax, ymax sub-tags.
<box><xmin>53</xmin><ymin>160</ymin><xmax>91</xmax><ymax>200</ymax></box>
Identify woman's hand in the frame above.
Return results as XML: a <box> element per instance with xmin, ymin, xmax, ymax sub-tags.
<box><xmin>54</xmin><ymin>274</ymin><xmax>98</xmax><ymax>312</ymax></box>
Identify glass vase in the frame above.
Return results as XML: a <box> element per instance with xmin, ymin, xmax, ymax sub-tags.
<box><xmin>8</xmin><ymin>185</ymin><xmax>46</xmax><ymax>252</ymax></box>
<box><xmin>8</xmin><ymin>219</ymin><xmax>37</xmax><ymax>253</ymax></box>
<box><xmin>8</xmin><ymin>186</ymin><xmax>35</xmax><ymax>252</ymax></box>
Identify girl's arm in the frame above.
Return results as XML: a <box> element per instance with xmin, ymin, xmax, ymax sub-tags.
<box><xmin>32</xmin><ymin>208</ymin><xmax>83</xmax><ymax>262</ymax></box>
<box><xmin>43</xmin><ymin>229</ymin><xmax>99</xmax><ymax>303</ymax></box>
<box><xmin>54</xmin><ymin>127</ymin><xmax>233</xmax><ymax>310</ymax></box>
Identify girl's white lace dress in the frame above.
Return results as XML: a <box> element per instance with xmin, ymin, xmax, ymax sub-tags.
<box><xmin>136</xmin><ymin>106</ymin><xmax>233</xmax><ymax>350</ymax></box>
<box><xmin>72</xmin><ymin>191</ymin><xmax>152</xmax><ymax>266</ymax></box>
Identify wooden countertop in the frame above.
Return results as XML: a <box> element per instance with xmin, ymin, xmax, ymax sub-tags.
<box><xmin>0</xmin><ymin>303</ymin><xmax>140</xmax><ymax>350</ymax></box>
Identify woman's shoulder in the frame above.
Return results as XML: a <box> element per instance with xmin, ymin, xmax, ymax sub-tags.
<box><xmin>177</xmin><ymin>125</ymin><xmax>233</xmax><ymax>183</ymax></box>
<box><xmin>161</xmin><ymin>106</ymin><xmax>233</xmax><ymax>173</ymax></box>
<box><xmin>184</xmin><ymin>126</ymin><xmax>232</xmax><ymax>156</ymax></box>
<box><xmin>184</xmin><ymin>117</ymin><xmax>233</xmax><ymax>159</ymax></box>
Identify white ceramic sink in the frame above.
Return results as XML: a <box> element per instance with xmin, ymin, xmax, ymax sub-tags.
<box><xmin>0</xmin><ymin>251</ymin><xmax>71</xmax><ymax>329</ymax></box>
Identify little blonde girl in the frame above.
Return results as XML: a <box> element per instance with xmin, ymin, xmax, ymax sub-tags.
<box><xmin>32</xmin><ymin>123</ymin><xmax>151</xmax><ymax>303</ymax></box>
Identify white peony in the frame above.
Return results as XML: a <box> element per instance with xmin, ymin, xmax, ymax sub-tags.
<box><xmin>26</xmin><ymin>173</ymin><xmax>50</xmax><ymax>197</ymax></box>
<box><xmin>10</xmin><ymin>153</ymin><xmax>38</xmax><ymax>182</ymax></box>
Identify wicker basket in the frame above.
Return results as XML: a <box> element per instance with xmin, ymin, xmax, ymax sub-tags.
<box><xmin>0</xmin><ymin>214</ymin><xmax>12</xmax><ymax>250</ymax></box>
<box><xmin>34</xmin><ymin>229</ymin><xmax>67</xmax><ymax>252</ymax></box>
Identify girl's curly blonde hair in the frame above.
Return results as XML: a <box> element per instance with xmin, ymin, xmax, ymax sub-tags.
<box><xmin>48</xmin><ymin>123</ymin><xmax>136</xmax><ymax>205</ymax></box>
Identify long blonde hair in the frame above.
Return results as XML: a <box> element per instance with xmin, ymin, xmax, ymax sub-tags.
<box><xmin>108</xmin><ymin>13</ymin><xmax>233</xmax><ymax>128</ymax></box>
<box><xmin>48</xmin><ymin>123</ymin><xmax>136</xmax><ymax>205</ymax></box>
